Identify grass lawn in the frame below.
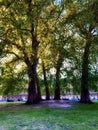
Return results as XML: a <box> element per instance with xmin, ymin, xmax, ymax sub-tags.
<box><xmin>0</xmin><ymin>102</ymin><xmax>98</xmax><ymax>130</ymax></box>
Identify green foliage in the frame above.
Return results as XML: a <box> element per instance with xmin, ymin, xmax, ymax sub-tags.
<box><xmin>0</xmin><ymin>68</ymin><xmax>28</xmax><ymax>95</ymax></box>
<box><xmin>0</xmin><ymin>0</ymin><xmax>98</xmax><ymax>96</ymax></box>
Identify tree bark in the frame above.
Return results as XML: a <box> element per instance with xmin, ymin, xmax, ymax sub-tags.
<box><xmin>79</xmin><ymin>32</ymin><xmax>92</xmax><ymax>103</ymax></box>
<box><xmin>26</xmin><ymin>59</ymin><xmax>40</xmax><ymax>104</ymax></box>
<box><xmin>42</xmin><ymin>62</ymin><xmax>50</xmax><ymax>100</ymax></box>
<box><xmin>24</xmin><ymin>0</ymin><xmax>40</xmax><ymax>104</ymax></box>
<box><xmin>25</xmin><ymin>35</ymin><xmax>40</xmax><ymax>104</ymax></box>
<box><xmin>36</xmin><ymin>75</ymin><xmax>42</xmax><ymax>100</ymax></box>
<box><xmin>54</xmin><ymin>82</ymin><xmax>60</xmax><ymax>100</ymax></box>
<box><xmin>54</xmin><ymin>58</ymin><xmax>62</xmax><ymax>100</ymax></box>
<box><xmin>26</xmin><ymin>77</ymin><xmax>39</xmax><ymax>104</ymax></box>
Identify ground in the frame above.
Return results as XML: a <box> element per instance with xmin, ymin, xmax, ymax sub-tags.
<box><xmin>32</xmin><ymin>100</ymin><xmax>73</xmax><ymax>108</ymax></box>
<box><xmin>0</xmin><ymin>100</ymin><xmax>98</xmax><ymax>130</ymax></box>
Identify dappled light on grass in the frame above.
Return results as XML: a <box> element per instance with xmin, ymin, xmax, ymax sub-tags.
<box><xmin>0</xmin><ymin>103</ymin><xmax>98</xmax><ymax>130</ymax></box>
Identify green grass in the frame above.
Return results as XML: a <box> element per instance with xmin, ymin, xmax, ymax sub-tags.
<box><xmin>0</xmin><ymin>102</ymin><xmax>98</xmax><ymax>130</ymax></box>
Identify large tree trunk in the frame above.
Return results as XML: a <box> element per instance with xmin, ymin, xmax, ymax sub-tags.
<box><xmin>54</xmin><ymin>80</ymin><xmax>60</xmax><ymax>100</ymax></box>
<box><xmin>26</xmin><ymin>78</ymin><xmax>39</xmax><ymax>104</ymax></box>
<box><xmin>79</xmin><ymin>33</ymin><xmax>92</xmax><ymax>103</ymax></box>
<box><xmin>25</xmin><ymin>35</ymin><xmax>40</xmax><ymax>104</ymax></box>
<box><xmin>54</xmin><ymin>59</ymin><xmax>62</xmax><ymax>100</ymax></box>
<box><xmin>26</xmin><ymin>58</ymin><xmax>40</xmax><ymax>104</ymax></box>
<box><xmin>42</xmin><ymin>62</ymin><xmax>50</xmax><ymax>100</ymax></box>
<box><xmin>23</xmin><ymin>1</ymin><xmax>41</xmax><ymax>104</ymax></box>
<box><xmin>36</xmin><ymin>75</ymin><xmax>42</xmax><ymax>100</ymax></box>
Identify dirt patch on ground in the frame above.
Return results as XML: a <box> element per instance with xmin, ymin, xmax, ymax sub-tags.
<box><xmin>0</xmin><ymin>100</ymin><xmax>76</xmax><ymax>110</ymax></box>
<box><xmin>33</xmin><ymin>100</ymin><xmax>75</xmax><ymax>108</ymax></box>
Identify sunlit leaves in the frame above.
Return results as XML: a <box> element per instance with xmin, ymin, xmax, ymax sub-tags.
<box><xmin>0</xmin><ymin>0</ymin><xmax>98</xmax><ymax>96</ymax></box>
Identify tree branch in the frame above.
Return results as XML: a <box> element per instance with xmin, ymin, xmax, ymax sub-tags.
<box><xmin>5</xmin><ymin>51</ymin><xmax>20</xmax><ymax>59</ymax></box>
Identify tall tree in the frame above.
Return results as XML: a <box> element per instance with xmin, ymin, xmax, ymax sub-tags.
<box><xmin>64</xmin><ymin>0</ymin><xmax>98</xmax><ymax>103</ymax></box>
<box><xmin>0</xmin><ymin>0</ymin><xmax>55</xmax><ymax>104</ymax></box>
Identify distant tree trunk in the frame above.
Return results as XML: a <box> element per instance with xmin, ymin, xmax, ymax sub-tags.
<box><xmin>36</xmin><ymin>75</ymin><xmax>42</xmax><ymax>100</ymax></box>
<box><xmin>54</xmin><ymin>58</ymin><xmax>62</xmax><ymax>100</ymax></box>
<box><xmin>54</xmin><ymin>68</ymin><xmax>60</xmax><ymax>100</ymax></box>
<box><xmin>79</xmin><ymin>32</ymin><xmax>92</xmax><ymax>103</ymax></box>
<box><xmin>42</xmin><ymin>61</ymin><xmax>50</xmax><ymax>100</ymax></box>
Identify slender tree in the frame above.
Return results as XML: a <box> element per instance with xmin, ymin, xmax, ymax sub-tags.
<box><xmin>42</xmin><ymin>61</ymin><xmax>50</xmax><ymax>100</ymax></box>
<box><xmin>63</xmin><ymin>0</ymin><xmax>98</xmax><ymax>103</ymax></box>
